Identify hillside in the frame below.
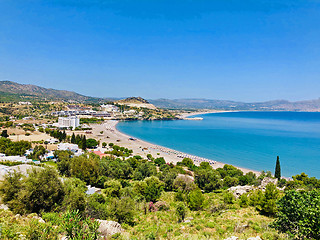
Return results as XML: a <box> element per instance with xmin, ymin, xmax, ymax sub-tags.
<box><xmin>116</xmin><ymin>97</ymin><xmax>157</xmax><ymax>109</ymax></box>
<box><xmin>0</xmin><ymin>81</ymin><xmax>100</xmax><ymax>103</ymax></box>
<box><xmin>1</xmin><ymin>81</ymin><xmax>320</xmax><ymax>111</ymax></box>
<box><xmin>150</xmin><ymin>98</ymin><xmax>320</xmax><ymax>111</ymax></box>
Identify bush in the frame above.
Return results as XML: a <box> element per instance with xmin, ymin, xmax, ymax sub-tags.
<box><xmin>259</xmin><ymin>183</ymin><xmax>280</xmax><ymax>216</ymax></box>
<box><xmin>154</xmin><ymin>201</ymin><xmax>169</xmax><ymax>211</ymax></box>
<box><xmin>62</xmin><ymin>210</ymin><xmax>100</xmax><ymax>240</ymax></box>
<box><xmin>107</xmin><ymin>197</ymin><xmax>135</xmax><ymax>225</ymax></box>
<box><xmin>223</xmin><ymin>192</ymin><xmax>235</xmax><ymax>205</ymax></box>
<box><xmin>144</xmin><ymin>176</ymin><xmax>165</xmax><ymax>202</ymax></box>
<box><xmin>272</xmin><ymin>189</ymin><xmax>320</xmax><ymax>239</ymax></box>
<box><xmin>195</xmin><ymin>169</ymin><xmax>222</xmax><ymax>192</ymax></box>
<box><xmin>173</xmin><ymin>175</ymin><xmax>197</xmax><ymax>193</ymax></box>
<box><xmin>0</xmin><ymin>167</ymin><xmax>65</xmax><ymax>214</ymax></box>
<box><xmin>239</xmin><ymin>194</ymin><xmax>249</xmax><ymax>207</ymax></box>
<box><xmin>104</xmin><ymin>180</ymin><xmax>122</xmax><ymax>198</ymax></box>
<box><xmin>25</xmin><ymin>219</ymin><xmax>59</xmax><ymax>240</ymax></box>
<box><xmin>187</xmin><ymin>189</ymin><xmax>205</xmax><ymax>210</ymax></box>
<box><xmin>176</xmin><ymin>202</ymin><xmax>187</xmax><ymax>222</ymax></box>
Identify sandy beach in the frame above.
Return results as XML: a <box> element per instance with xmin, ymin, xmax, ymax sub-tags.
<box><xmin>89</xmin><ymin>118</ymin><xmax>261</xmax><ymax>175</ymax></box>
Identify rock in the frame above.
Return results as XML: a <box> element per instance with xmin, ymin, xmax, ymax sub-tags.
<box><xmin>32</xmin><ymin>215</ymin><xmax>45</xmax><ymax>223</ymax></box>
<box><xmin>224</xmin><ymin>236</ymin><xmax>238</xmax><ymax>240</ymax></box>
<box><xmin>247</xmin><ymin>237</ymin><xmax>262</xmax><ymax>240</ymax></box>
<box><xmin>229</xmin><ymin>185</ymin><xmax>254</xmax><ymax>198</ymax></box>
<box><xmin>0</xmin><ymin>204</ymin><xmax>9</xmax><ymax>210</ymax></box>
<box><xmin>97</xmin><ymin>220</ymin><xmax>123</xmax><ymax>237</ymax></box>
<box><xmin>260</xmin><ymin>177</ymin><xmax>278</xmax><ymax>189</ymax></box>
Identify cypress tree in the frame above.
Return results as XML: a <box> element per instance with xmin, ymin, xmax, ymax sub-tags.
<box><xmin>82</xmin><ymin>135</ymin><xmax>87</xmax><ymax>150</ymax></box>
<box><xmin>1</xmin><ymin>130</ymin><xmax>9</xmax><ymax>138</ymax></box>
<box><xmin>71</xmin><ymin>133</ymin><xmax>76</xmax><ymax>144</ymax></box>
<box><xmin>275</xmin><ymin>156</ymin><xmax>281</xmax><ymax>180</ymax></box>
<box><xmin>62</xmin><ymin>130</ymin><xmax>66</xmax><ymax>140</ymax></box>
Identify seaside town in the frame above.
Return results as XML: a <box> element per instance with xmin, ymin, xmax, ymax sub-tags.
<box><xmin>0</xmin><ymin>90</ymin><xmax>317</xmax><ymax>239</ymax></box>
<box><xmin>1</xmin><ymin>1</ymin><xmax>320</xmax><ymax>239</ymax></box>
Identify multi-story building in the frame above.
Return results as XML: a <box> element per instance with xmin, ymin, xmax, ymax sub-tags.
<box><xmin>58</xmin><ymin>116</ymin><xmax>80</xmax><ymax>129</ymax></box>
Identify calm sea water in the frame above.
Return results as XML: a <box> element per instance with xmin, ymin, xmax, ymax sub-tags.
<box><xmin>117</xmin><ymin>112</ymin><xmax>320</xmax><ymax>178</ymax></box>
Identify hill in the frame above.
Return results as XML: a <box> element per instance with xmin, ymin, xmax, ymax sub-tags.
<box><xmin>116</xmin><ymin>97</ymin><xmax>157</xmax><ymax>109</ymax></box>
<box><xmin>0</xmin><ymin>80</ymin><xmax>100</xmax><ymax>103</ymax></box>
<box><xmin>149</xmin><ymin>98</ymin><xmax>320</xmax><ymax>111</ymax></box>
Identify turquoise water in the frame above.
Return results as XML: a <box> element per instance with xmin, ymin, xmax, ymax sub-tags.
<box><xmin>117</xmin><ymin>112</ymin><xmax>320</xmax><ymax>178</ymax></box>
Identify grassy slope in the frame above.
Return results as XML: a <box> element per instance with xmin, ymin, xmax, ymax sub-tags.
<box><xmin>124</xmin><ymin>192</ymin><xmax>286</xmax><ymax>240</ymax></box>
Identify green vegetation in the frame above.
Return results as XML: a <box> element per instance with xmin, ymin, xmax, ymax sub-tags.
<box><xmin>1</xmin><ymin>130</ymin><xmax>9</xmax><ymax>138</ymax></box>
<box><xmin>275</xmin><ymin>156</ymin><xmax>281</xmax><ymax>180</ymax></box>
<box><xmin>80</xmin><ymin>118</ymin><xmax>104</xmax><ymax>124</ymax></box>
<box><xmin>1</xmin><ymin>133</ymin><xmax>320</xmax><ymax>239</ymax></box>
<box><xmin>0</xmin><ymin>137</ymin><xmax>31</xmax><ymax>156</ymax></box>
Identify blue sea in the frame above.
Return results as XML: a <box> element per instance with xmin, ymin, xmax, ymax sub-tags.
<box><xmin>117</xmin><ymin>111</ymin><xmax>320</xmax><ymax>178</ymax></box>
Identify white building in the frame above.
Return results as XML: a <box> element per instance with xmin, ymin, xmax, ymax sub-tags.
<box><xmin>101</xmin><ymin>104</ymin><xmax>119</xmax><ymax>112</ymax></box>
<box><xmin>58</xmin><ymin>116</ymin><xmax>80</xmax><ymax>129</ymax></box>
<box><xmin>57</xmin><ymin>143</ymin><xmax>84</xmax><ymax>156</ymax></box>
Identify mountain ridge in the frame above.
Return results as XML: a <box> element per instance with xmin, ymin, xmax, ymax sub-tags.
<box><xmin>1</xmin><ymin>80</ymin><xmax>320</xmax><ymax>111</ymax></box>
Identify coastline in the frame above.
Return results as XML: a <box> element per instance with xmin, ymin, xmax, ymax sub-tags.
<box><xmin>90</xmin><ymin>117</ymin><xmax>261</xmax><ymax>176</ymax></box>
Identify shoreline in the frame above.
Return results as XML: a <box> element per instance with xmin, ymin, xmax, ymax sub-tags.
<box><xmin>90</xmin><ymin>117</ymin><xmax>261</xmax><ymax>176</ymax></box>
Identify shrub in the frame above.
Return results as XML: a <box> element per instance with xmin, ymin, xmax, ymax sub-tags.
<box><xmin>187</xmin><ymin>189</ymin><xmax>205</xmax><ymax>210</ymax></box>
<box><xmin>176</xmin><ymin>202</ymin><xmax>187</xmax><ymax>222</ymax></box>
<box><xmin>259</xmin><ymin>183</ymin><xmax>280</xmax><ymax>216</ymax></box>
<box><xmin>107</xmin><ymin>197</ymin><xmax>135</xmax><ymax>225</ymax></box>
<box><xmin>62</xmin><ymin>210</ymin><xmax>100</xmax><ymax>240</ymax></box>
<box><xmin>0</xmin><ymin>168</ymin><xmax>65</xmax><ymax>214</ymax></box>
<box><xmin>154</xmin><ymin>201</ymin><xmax>169</xmax><ymax>211</ymax></box>
<box><xmin>272</xmin><ymin>189</ymin><xmax>320</xmax><ymax>239</ymax></box>
<box><xmin>239</xmin><ymin>194</ymin><xmax>249</xmax><ymax>207</ymax></box>
<box><xmin>223</xmin><ymin>192</ymin><xmax>235</xmax><ymax>205</ymax></box>
<box><xmin>195</xmin><ymin>169</ymin><xmax>222</xmax><ymax>192</ymax></box>
<box><xmin>104</xmin><ymin>180</ymin><xmax>122</xmax><ymax>198</ymax></box>
<box><xmin>144</xmin><ymin>176</ymin><xmax>165</xmax><ymax>202</ymax></box>
<box><xmin>173</xmin><ymin>175</ymin><xmax>197</xmax><ymax>193</ymax></box>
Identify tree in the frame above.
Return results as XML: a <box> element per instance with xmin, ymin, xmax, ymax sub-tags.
<box><xmin>30</xmin><ymin>145</ymin><xmax>46</xmax><ymax>160</ymax></box>
<box><xmin>0</xmin><ymin>168</ymin><xmax>65</xmax><ymax>214</ymax></box>
<box><xmin>176</xmin><ymin>202</ymin><xmax>187</xmax><ymax>222</ymax></box>
<box><xmin>275</xmin><ymin>156</ymin><xmax>281</xmax><ymax>180</ymax></box>
<box><xmin>187</xmin><ymin>189</ymin><xmax>204</xmax><ymax>210</ymax></box>
<box><xmin>272</xmin><ymin>190</ymin><xmax>320</xmax><ymax>239</ymax></box>
<box><xmin>71</xmin><ymin>133</ymin><xmax>76</xmax><ymax>144</ymax></box>
<box><xmin>259</xmin><ymin>183</ymin><xmax>280</xmax><ymax>216</ymax></box>
<box><xmin>154</xmin><ymin>157</ymin><xmax>166</xmax><ymax>166</ymax></box>
<box><xmin>144</xmin><ymin>176</ymin><xmax>165</xmax><ymax>202</ymax></box>
<box><xmin>1</xmin><ymin>130</ymin><xmax>9</xmax><ymax>138</ymax></box>
<box><xmin>69</xmin><ymin>154</ymin><xmax>100</xmax><ymax>185</ymax></box>
<box><xmin>107</xmin><ymin>197</ymin><xmax>135</xmax><ymax>225</ymax></box>
<box><xmin>62</xmin><ymin>178</ymin><xmax>87</xmax><ymax>212</ymax></box>
<box><xmin>86</xmin><ymin>138</ymin><xmax>98</xmax><ymax>149</ymax></box>
<box><xmin>0</xmin><ymin>171</ymin><xmax>23</xmax><ymax>211</ymax></box>
<box><xmin>195</xmin><ymin>169</ymin><xmax>222</xmax><ymax>192</ymax></box>
<box><xmin>104</xmin><ymin>180</ymin><xmax>122</xmax><ymax>198</ymax></box>
<box><xmin>102</xmin><ymin>142</ymin><xmax>107</xmax><ymax>148</ymax></box>
<box><xmin>81</xmin><ymin>135</ymin><xmax>87</xmax><ymax>150</ymax></box>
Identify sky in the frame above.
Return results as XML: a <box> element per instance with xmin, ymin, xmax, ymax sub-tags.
<box><xmin>0</xmin><ymin>0</ymin><xmax>320</xmax><ymax>102</ymax></box>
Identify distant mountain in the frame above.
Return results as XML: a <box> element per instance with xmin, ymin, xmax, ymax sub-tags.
<box><xmin>0</xmin><ymin>80</ymin><xmax>101</xmax><ymax>103</ymax></box>
<box><xmin>149</xmin><ymin>98</ymin><xmax>320</xmax><ymax>111</ymax></box>
<box><xmin>1</xmin><ymin>80</ymin><xmax>320</xmax><ymax>111</ymax></box>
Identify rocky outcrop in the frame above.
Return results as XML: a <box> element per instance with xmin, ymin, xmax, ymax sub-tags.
<box><xmin>0</xmin><ymin>204</ymin><xmax>9</xmax><ymax>210</ymax></box>
<box><xmin>229</xmin><ymin>177</ymin><xmax>279</xmax><ymax>198</ymax></box>
<box><xmin>260</xmin><ymin>177</ymin><xmax>278</xmax><ymax>189</ymax></box>
<box><xmin>224</xmin><ymin>237</ymin><xmax>261</xmax><ymax>240</ymax></box>
<box><xmin>229</xmin><ymin>185</ymin><xmax>254</xmax><ymax>198</ymax></box>
<box><xmin>97</xmin><ymin>220</ymin><xmax>123</xmax><ymax>237</ymax></box>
